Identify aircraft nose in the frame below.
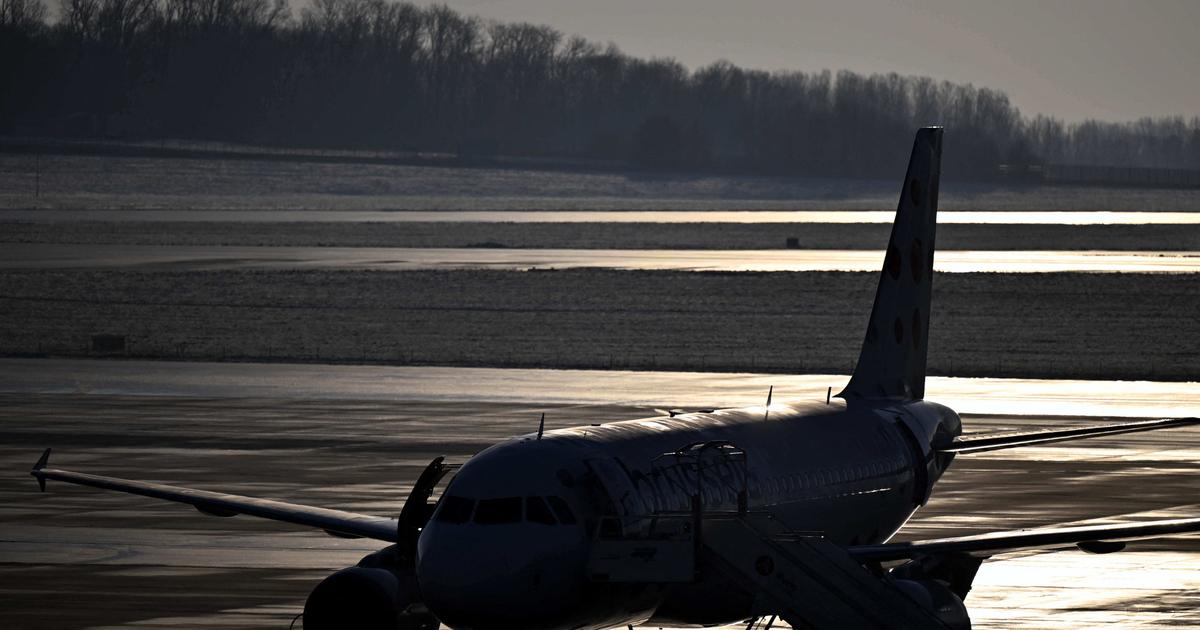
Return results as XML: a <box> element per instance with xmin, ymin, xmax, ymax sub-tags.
<box><xmin>416</xmin><ymin>521</ymin><xmax>584</xmax><ymax>629</ymax></box>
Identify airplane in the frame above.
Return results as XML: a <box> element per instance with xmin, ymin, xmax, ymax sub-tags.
<box><xmin>30</xmin><ymin>127</ymin><xmax>1200</xmax><ymax>630</ymax></box>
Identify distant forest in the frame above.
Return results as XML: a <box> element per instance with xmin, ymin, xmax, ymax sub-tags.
<box><xmin>3</xmin><ymin>0</ymin><xmax>1200</xmax><ymax>179</ymax></box>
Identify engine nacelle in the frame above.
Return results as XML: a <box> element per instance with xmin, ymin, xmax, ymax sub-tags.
<box><xmin>891</xmin><ymin>579</ymin><xmax>971</xmax><ymax>630</ymax></box>
<box><xmin>304</xmin><ymin>547</ymin><xmax>439</xmax><ymax>630</ymax></box>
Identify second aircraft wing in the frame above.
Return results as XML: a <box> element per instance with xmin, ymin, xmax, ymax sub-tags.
<box><xmin>848</xmin><ymin>516</ymin><xmax>1200</xmax><ymax>563</ymax></box>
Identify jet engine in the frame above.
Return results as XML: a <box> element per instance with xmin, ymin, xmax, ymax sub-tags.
<box><xmin>305</xmin><ymin>455</ymin><xmax>452</xmax><ymax>629</ymax></box>
<box><xmin>303</xmin><ymin>546</ymin><xmax>439</xmax><ymax>630</ymax></box>
<box><xmin>890</xmin><ymin>578</ymin><xmax>971</xmax><ymax>630</ymax></box>
<box><xmin>888</xmin><ymin>552</ymin><xmax>981</xmax><ymax>630</ymax></box>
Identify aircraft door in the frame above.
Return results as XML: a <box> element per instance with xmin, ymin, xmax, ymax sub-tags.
<box><xmin>584</xmin><ymin>457</ymin><xmax>651</xmax><ymax>537</ymax></box>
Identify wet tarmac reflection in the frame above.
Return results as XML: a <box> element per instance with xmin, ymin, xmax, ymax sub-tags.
<box><xmin>5</xmin><ymin>243</ymin><xmax>1199</xmax><ymax>273</ymax></box>
<box><xmin>1</xmin><ymin>359</ymin><xmax>1197</xmax><ymax>628</ymax></box>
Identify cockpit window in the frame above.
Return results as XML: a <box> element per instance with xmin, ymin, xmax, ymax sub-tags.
<box><xmin>435</xmin><ymin>495</ymin><xmax>474</xmax><ymax>524</ymax></box>
<box><xmin>525</xmin><ymin>497</ymin><xmax>557</xmax><ymax>525</ymax></box>
<box><xmin>474</xmin><ymin>497</ymin><xmax>522</xmax><ymax>525</ymax></box>
<box><xmin>546</xmin><ymin>496</ymin><xmax>577</xmax><ymax>525</ymax></box>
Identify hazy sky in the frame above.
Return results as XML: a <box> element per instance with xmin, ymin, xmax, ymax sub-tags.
<box><xmin>414</xmin><ymin>0</ymin><xmax>1199</xmax><ymax>122</ymax></box>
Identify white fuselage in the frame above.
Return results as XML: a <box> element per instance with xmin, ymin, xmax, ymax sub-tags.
<box><xmin>416</xmin><ymin>397</ymin><xmax>962</xmax><ymax>629</ymax></box>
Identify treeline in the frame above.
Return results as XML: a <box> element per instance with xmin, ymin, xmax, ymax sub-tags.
<box><xmin>3</xmin><ymin>0</ymin><xmax>1199</xmax><ymax>178</ymax></box>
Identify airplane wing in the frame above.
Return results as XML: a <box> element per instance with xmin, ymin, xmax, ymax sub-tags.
<box><xmin>848</xmin><ymin>516</ymin><xmax>1200</xmax><ymax>563</ymax></box>
<box><xmin>29</xmin><ymin>449</ymin><xmax>399</xmax><ymax>542</ymax></box>
<box><xmin>939</xmin><ymin>417</ymin><xmax>1199</xmax><ymax>454</ymax></box>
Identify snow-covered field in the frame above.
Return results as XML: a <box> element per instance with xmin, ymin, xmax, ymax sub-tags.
<box><xmin>2</xmin><ymin>152</ymin><xmax>1195</xmax><ymax>381</ymax></box>
<box><xmin>5</xmin><ymin>219</ymin><xmax>1199</xmax><ymax>251</ymax></box>
<box><xmin>1</xmin><ymin>269</ymin><xmax>1195</xmax><ymax>380</ymax></box>
<box><xmin>4</xmin><ymin>153</ymin><xmax>1200</xmax><ymax>212</ymax></box>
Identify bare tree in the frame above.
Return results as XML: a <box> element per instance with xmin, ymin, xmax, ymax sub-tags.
<box><xmin>59</xmin><ymin>0</ymin><xmax>100</xmax><ymax>39</ymax></box>
<box><xmin>3</xmin><ymin>0</ymin><xmax>1196</xmax><ymax>176</ymax></box>
<box><xmin>0</xmin><ymin>0</ymin><xmax>46</xmax><ymax>28</ymax></box>
<box><xmin>165</xmin><ymin>0</ymin><xmax>287</xmax><ymax>31</ymax></box>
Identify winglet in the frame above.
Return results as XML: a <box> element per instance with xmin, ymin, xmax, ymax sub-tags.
<box><xmin>31</xmin><ymin>448</ymin><xmax>51</xmax><ymax>492</ymax></box>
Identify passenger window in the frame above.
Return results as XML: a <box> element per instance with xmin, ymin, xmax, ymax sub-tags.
<box><xmin>526</xmin><ymin>497</ymin><xmax>557</xmax><ymax>525</ymax></box>
<box><xmin>546</xmin><ymin>496</ymin><xmax>578</xmax><ymax>525</ymax></box>
<box><xmin>435</xmin><ymin>495</ymin><xmax>474</xmax><ymax>524</ymax></box>
<box><xmin>474</xmin><ymin>497</ymin><xmax>522</xmax><ymax>525</ymax></box>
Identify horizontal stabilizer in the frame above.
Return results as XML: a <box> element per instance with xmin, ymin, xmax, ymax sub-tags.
<box><xmin>849</xmin><ymin>516</ymin><xmax>1200</xmax><ymax>562</ymax></box>
<box><xmin>940</xmin><ymin>417</ymin><xmax>1199</xmax><ymax>454</ymax></box>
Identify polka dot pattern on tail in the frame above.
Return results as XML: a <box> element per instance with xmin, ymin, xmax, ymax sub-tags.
<box><xmin>886</xmin><ymin>243</ymin><xmax>901</xmax><ymax>280</ymax></box>
<box><xmin>910</xmin><ymin>239</ymin><xmax>925</xmax><ymax>283</ymax></box>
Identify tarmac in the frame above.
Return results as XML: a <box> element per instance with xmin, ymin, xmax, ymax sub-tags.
<box><xmin>4</xmin><ymin>243</ymin><xmax>1199</xmax><ymax>273</ymax></box>
<box><xmin>1</xmin><ymin>359</ymin><xmax>1198</xmax><ymax>629</ymax></box>
<box><xmin>6</xmin><ymin>210</ymin><xmax>1200</xmax><ymax>223</ymax></box>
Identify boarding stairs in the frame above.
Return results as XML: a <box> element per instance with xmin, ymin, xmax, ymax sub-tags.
<box><xmin>586</xmin><ymin>441</ymin><xmax>951</xmax><ymax>629</ymax></box>
<box><xmin>706</xmin><ymin>512</ymin><xmax>951</xmax><ymax>629</ymax></box>
<box><xmin>589</xmin><ymin>510</ymin><xmax>950</xmax><ymax>629</ymax></box>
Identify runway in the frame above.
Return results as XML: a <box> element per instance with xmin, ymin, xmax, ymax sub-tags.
<box><xmin>5</xmin><ymin>243</ymin><xmax>1199</xmax><ymax>273</ymax></box>
<box><xmin>3</xmin><ymin>358</ymin><xmax>1199</xmax><ymax>418</ymax></box>
<box><xmin>1</xmin><ymin>359</ymin><xmax>1198</xmax><ymax>628</ymax></box>
<box><xmin>6</xmin><ymin>209</ymin><xmax>1200</xmax><ymax>224</ymax></box>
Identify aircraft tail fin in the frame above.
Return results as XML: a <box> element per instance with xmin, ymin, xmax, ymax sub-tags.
<box><xmin>839</xmin><ymin>127</ymin><xmax>942</xmax><ymax>401</ymax></box>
